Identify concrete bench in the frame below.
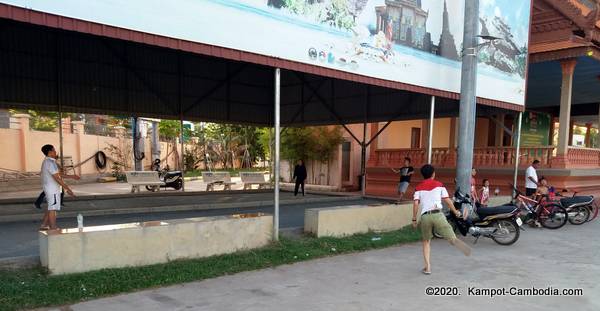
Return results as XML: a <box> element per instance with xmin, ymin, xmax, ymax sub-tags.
<box><xmin>202</xmin><ymin>171</ymin><xmax>235</xmax><ymax>191</ymax></box>
<box><xmin>240</xmin><ymin>172</ymin><xmax>270</xmax><ymax>190</ymax></box>
<box><xmin>39</xmin><ymin>213</ymin><xmax>273</xmax><ymax>275</ymax></box>
<box><xmin>304</xmin><ymin>203</ymin><xmax>413</xmax><ymax>237</ymax></box>
<box><xmin>125</xmin><ymin>171</ymin><xmax>165</xmax><ymax>193</ymax></box>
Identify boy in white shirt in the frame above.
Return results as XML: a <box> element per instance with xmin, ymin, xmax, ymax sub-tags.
<box><xmin>412</xmin><ymin>164</ymin><xmax>471</xmax><ymax>275</ymax></box>
<box><xmin>39</xmin><ymin>144</ymin><xmax>75</xmax><ymax>231</ymax></box>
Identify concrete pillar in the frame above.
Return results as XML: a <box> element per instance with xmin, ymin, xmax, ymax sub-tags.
<box><xmin>72</xmin><ymin>121</ymin><xmax>85</xmax><ymax>176</ymax></box>
<box><xmin>14</xmin><ymin>114</ymin><xmax>31</xmax><ymax>172</ymax></box>
<box><xmin>151</xmin><ymin>121</ymin><xmax>161</xmax><ymax>162</ymax></box>
<box><xmin>554</xmin><ymin>59</ymin><xmax>577</xmax><ymax>167</ymax></box>
<box><xmin>495</xmin><ymin>114</ymin><xmax>505</xmax><ymax>146</ymax></box>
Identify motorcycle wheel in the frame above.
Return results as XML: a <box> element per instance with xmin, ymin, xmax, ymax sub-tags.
<box><xmin>539</xmin><ymin>204</ymin><xmax>568</xmax><ymax>229</ymax></box>
<box><xmin>172</xmin><ymin>179</ymin><xmax>183</xmax><ymax>190</ymax></box>
<box><xmin>491</xmin><ymin>219</ymin><xmax>520</xmax><ymax>245</ymax></box>
<box><xmin>568</xmin><ymin>205</ymin><xmax>590</xmax><ymax>225</ymax></box>
<box><xmin>145</xmin><ymin>185</ymin><xmax>159</xmax><ymax>192</ymax></box>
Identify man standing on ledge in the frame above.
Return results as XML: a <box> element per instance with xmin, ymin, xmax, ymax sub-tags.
<box><xmin>39</xmin><ymin>144</ymin><xmax>75</xmax><ymax>231</ymax></box>
<box><xmin>412</xmin><ymin>164</ymin><xmax>471</xmax><ymax>275</ymax></box>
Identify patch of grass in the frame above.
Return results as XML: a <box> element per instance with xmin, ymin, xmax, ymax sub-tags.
<box><xmin>0</xmin><ymin>227</ymin><xmax>420</xmax><ymax>311</ymax></box>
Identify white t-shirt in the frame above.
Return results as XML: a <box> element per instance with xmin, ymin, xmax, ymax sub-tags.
<box><xmin>413</xmin><ymin>179</ymin><xmax>449</xmax><ymax>215</ymax></box>
<box><xmin>525</xmin><ymin>166</ymin><xmax>538</xmax><ymax>189</ymax></box>
<box><xmin>41</xmin><ymin>157</ymin><xmax>61</xmax><ymax>194</ymax></box>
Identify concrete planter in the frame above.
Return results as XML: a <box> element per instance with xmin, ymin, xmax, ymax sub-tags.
<box><xmin>39</xmin><ymin>213</ymin><xmax>273</xmax><ymax>275</ymax></box>
<box><xmin>305</xmin><ymin>203</ymin><xmax>413</xmax><ymax>237</ymax></box>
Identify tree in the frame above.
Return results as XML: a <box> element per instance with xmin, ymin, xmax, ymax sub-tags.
<box><xmin>159</xmin><ymin>120</ymin><xmax>191</xmax><ymax>170</ymax></box>
<box><xmin>278</xmin><ymin>126</ymin><xmax>344</xmax><ymax>184</ymax></box>
<box><xmin>9</xmin><ymin>109</ymin><xmax>67</xmax><ymax>131</ymax></box>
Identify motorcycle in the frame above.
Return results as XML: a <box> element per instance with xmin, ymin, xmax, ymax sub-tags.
<box><xmin>434</xmin><ymin>189</ymin><xmax>522</xmax><ymax>245</ymax></box>
<box><xmin>555</xmin><ymin>189</ymin><xmax>593</xmax><ymax>225</ymax></box>
<box><xmin>146</xmin><ymin>159</ymin><xmax>183</xmax><ymax>192</ymax></box>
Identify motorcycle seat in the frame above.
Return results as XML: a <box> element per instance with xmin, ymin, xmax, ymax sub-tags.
<box><xmin>477</xmin><ymin>205</ymin><xmax>517</xmax><ymax>218</ymax></box>
<box><xmin>560</xmin><ymin>196</ymin><xmax>593</xmax><ymax>208</ymax></box>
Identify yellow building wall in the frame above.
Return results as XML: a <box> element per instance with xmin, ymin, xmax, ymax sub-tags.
<box><xmin>475</xmin><ymin>118</ymin><xmax>490</xmax><ymax>148</ymax></box>
<box><xmin>378</xmin><ymin>118</ymin><xmax>453</xmax><ymax>149</ymax></box>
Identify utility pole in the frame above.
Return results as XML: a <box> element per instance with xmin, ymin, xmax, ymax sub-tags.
<box><xmin>456</xmin><ymin>0</ymin><xmax>479</xmax><ymax>194</ymax></box>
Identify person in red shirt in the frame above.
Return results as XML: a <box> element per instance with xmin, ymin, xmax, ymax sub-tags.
<box><xmin>412</xmin><ymin>164</ymin><xmax>471</xmax><ymax>275</ymax></box>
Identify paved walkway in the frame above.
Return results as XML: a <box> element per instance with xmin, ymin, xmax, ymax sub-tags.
<box><xmin>47</xmin><ymin>220</ymin><xmax>599</xmax><ymax>311</ymax></box>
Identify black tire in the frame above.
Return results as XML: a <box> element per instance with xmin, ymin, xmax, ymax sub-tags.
<box><xmin>172</xmin><ymin>179</ymin><xmax>183</xmax><ymax>190</ymax></box>
<box><xmin>95</xmin><ymin>151</ymin><xmax>107</xmax><ymax>169</ymax></box>
<box><xmin>568</xmin><ymin>206</ymin><xmax>590</xmax><ymax>225</ymax></box>
<box><xmin>145</xmin><ymin>185</ymin><xmax>159</xmax><ymax>192</ymax></box>
<box><xmin>491</xmin><ymin>219</ymin><xmax>520</xmax><ymax>245</ymax></box>
<box><xmin>539</xmin><ymin>204</ymin><xmax>568</xmax><ymax>229</ymax></box>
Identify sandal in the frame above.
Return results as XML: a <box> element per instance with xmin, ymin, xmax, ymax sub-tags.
<box><xmin>421</xmin><ymin>268</ymin><xmax>431</xmax><ymax>275</ymax></box>
<box><xmin>39</xmin><ymin>226</ymin><xmax>50</xmax><ymax>231</ymax></box>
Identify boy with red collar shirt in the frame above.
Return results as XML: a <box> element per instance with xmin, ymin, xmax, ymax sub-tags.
<box><xmin>412</xmin><ymin>164</ymin><xmax>471</xmax><ymax>275</ymax></box>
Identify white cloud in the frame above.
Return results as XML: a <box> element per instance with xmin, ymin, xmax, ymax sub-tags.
<box><xmin>494</xmin><ymin>7</ymin><xmax>502</xmax><ymax>17</ymax></box>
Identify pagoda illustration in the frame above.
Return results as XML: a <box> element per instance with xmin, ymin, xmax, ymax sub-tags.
<box><xmin>437</xmin><ymin>0</ymin><xmax>460</xmax><ymax>60</ymax></box>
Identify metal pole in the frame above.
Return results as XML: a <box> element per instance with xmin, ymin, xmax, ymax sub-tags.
<box><xmin>180</xmin><ymin>117</ymin><xmax>185</xmax><ymax>191</ymax></box>
<box><xmin>512</xmin><ymin>112</ymin><xmax>523</xmax><ymax>197</ymax></box>
<box><xmin>427</xmin><ymin>96</ymin><xmax>435</xmax><ymax>164</ymax></box>
<box><xmin>456</xmin><ymin>0</ymin><xmax>479</xmax><ymax>194</ymax></box>
<box><xmin>58</xmin><ymin>110</ymin><xmax>64</xmax><ymax>169</ymax></box>
<box><xmin>273</xmin><ymin>68</ymin><xmax>281</xmax><ymax>241</ymax></box>
<box><xmin>361</xmin><ymin>122</ymin><xmax>367</xmax><ymax>196</ymax></box>
<box><xmin>151</xmin><ymin>121</ymin><xmax>160</xmax><ymax>162</ymax></box>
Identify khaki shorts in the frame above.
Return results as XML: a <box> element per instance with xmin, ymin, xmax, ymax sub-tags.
<box><xmin>420</xmin><ymin>212</ymin><xmax>456</xmax><ymax>241</ymax></box>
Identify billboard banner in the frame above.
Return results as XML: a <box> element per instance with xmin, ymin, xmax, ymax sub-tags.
<box><xmin>3</xmin><ymin>0</ymin><xmax>531</xmax><ymax>105</ymax></box>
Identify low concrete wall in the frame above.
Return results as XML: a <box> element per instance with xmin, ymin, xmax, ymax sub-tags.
<box><xmin>40</xmin><ymin>213</ymin><xmax>273</xmax><ymax>275</ymax></box>
<box><xmin>304</xmin><ymin>196</ymin><xmax>513</xmax><ymax>238</ymax></box>
<box><xmin>305</xmin><ymin>203</ymin><xmax>413</xmax><ymax>237</ymax></box>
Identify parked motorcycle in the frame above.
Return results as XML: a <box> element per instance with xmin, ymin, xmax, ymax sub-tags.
<box><xmin>556</xmin><ymin>189</ymin><xmax>593</xmax><ymax>225</ymax></box>
<box><xmin>146</xmin><ymin>159</ymin><xmax>183</xmax><ymax>191</ymax></box>
<box><xmin>434</xmin><ymin>190</ymin><xmax>522</xmax><ymax>245</ymax></box>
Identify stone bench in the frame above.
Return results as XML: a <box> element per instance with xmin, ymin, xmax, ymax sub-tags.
<box><xmin>201</xmin><ymin>171</ymin><xmax>236</xmax><ymax>191</ymax></box>
<box><xmin>125</xmin><ymin>171</ymin><xmax>165</xmax><ymax>193</ymax></box>
<box><xmin>39</xmin><ymin>213</ymin><xmax>273</xmax><ymax>275</ymax></box>
<box><xmin>304</xmin><ymin>203</ymin><xmax>413</xmax><ymax>237</ymax></box>
<box><xmin>240</xmin><ymin>172</ymin><xmax>270</xmax><ymax>190</ymax></box>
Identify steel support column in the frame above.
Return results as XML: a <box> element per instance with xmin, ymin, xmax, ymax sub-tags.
<box><xmin>273</xmin><ymin>68</ymin><xmax>281</xmax><ymax>241</ymax></box>
<box><xmin>427</xmin><ymin>96</ymin><xmax>435</xmax><ymax>164</ymax></box>
<box><xmin>512</xmin><ymin>112</ymin><xmax>523</xmax><ymax>197</ymax></box>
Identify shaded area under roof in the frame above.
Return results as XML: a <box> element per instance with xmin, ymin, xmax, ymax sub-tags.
<box><xmin>526</xmin><ymin>56</ymin><xmax>600</xmax><ymax>116</ymax></box>
<box><xmin>0</xmin><ymin>19</ymin><xmax>513</xmax><ymax>126</ymax></box>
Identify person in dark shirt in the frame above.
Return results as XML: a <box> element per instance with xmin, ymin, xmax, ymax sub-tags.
<box><xmin>389</xmin><ymin>157</ymin><xmax>414</xmax><ymax>201</ymax></box>
<box><xmin>293</xmin><ymin>159</ymin><xmax>307</xmax><ymax>196</ymax></box>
